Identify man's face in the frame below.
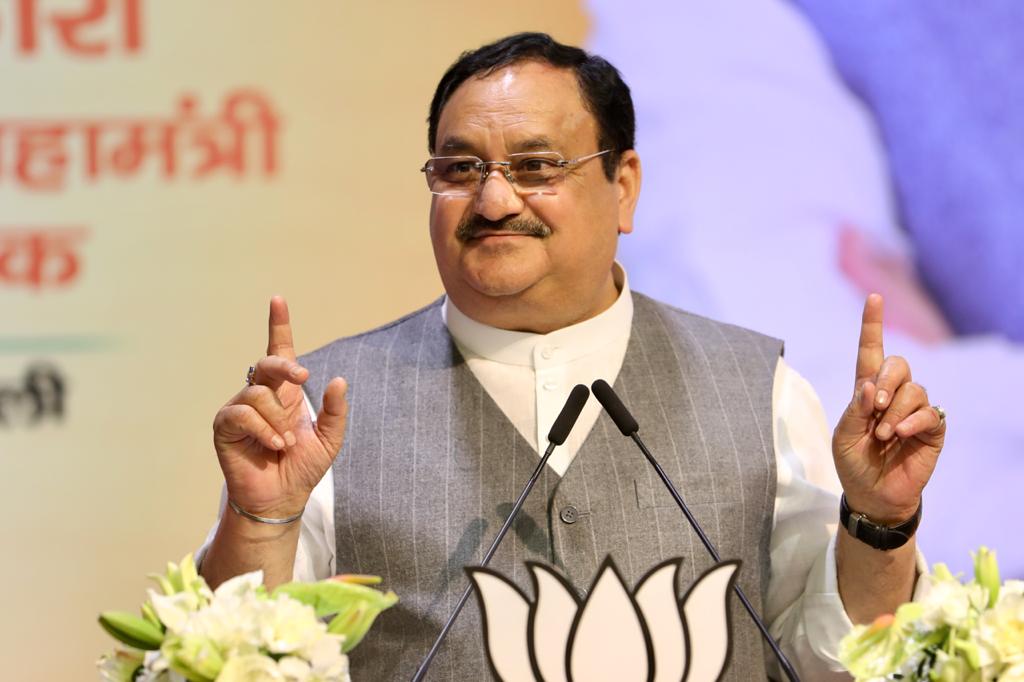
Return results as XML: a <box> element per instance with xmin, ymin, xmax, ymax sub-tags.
<box><xmin>429</xmin><ymin>60</ymin><xmax>639</xmax><ymax>332</ymax></box>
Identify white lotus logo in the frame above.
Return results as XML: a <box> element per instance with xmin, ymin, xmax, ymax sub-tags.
<box><xmin>468</xmin><ymin>557</ymin><xmax>739</xmax><ymax>682</ymax></box>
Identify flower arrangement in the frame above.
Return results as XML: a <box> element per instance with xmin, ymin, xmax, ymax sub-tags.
<box><xmin>97</xmin><ymin>555</ymin><xmax>397</xmax><ymax>682</ymax></box>
<box><xmin>840</xmin><ymin>548</ymin><xmax>1024</xmax><ymax>681</ymax></box>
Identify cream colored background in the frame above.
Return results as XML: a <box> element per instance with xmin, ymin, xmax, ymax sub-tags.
<box><xmin>0</xmin><ymin>2</ymin><xmax>587</xmax><ymax>679</ymax></box>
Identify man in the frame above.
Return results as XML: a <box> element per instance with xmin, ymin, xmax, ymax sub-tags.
<box><xmin>198</xmin><ymin>33</ymin><xmax>946</xmax><ymax>680</ymax></box>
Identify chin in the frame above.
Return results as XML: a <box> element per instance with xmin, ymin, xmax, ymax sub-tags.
<box><xmin>466</xmin><ymin>272</ymin><xmax>538</xmax><ymax>298</ymax></box>
<box><xmin>461</xmin><ymin>252</ymin><xmax>548</xmax><ymax>298</ymax></box>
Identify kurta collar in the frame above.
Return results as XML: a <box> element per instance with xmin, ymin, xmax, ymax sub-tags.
<box><xmin>442</xmin><ymin>264</ymin><xmax>633</xmax><ymax>368</ymax></box>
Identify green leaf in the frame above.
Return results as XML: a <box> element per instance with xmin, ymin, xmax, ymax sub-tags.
<box><xmin>274</xmin><ymin>580</ymin><xmax>396</xmax><ymax>618</ymax></box>
<box><xmin>162</xmin><ymin>634</ymin><xmax>223</xmax><ymax>682</ymax></box>
<box><xmin>326</xmin><ymin>600</ymin><xmax>393</xmax><ymax>653</ymax></box>
<box><xmin>148</xmin><ymin>572</ymin><xmax>175</xmax><ymax>597</ymax></box>
<box><xmin>972</xmin><ymin>547</ymin><xmax>1000</xmax><ymax>609</ymax></box>
<box><xmin>274</xmin><ymin>579</ymin><xmax>398</xmax><ymax>653</ymax></box>
<box><xmin>140</xmin><ymin>602</ymin><xmax>163</xmax><ymax>631</ymax></box>
<box><xmin>932</xmin><ymin>563</ymin><xmax>956</xmax><ymax>582</ymax></box>
<box><xmin>179</xmin><ymin>554</ymin><xmax>199</xmax><ymax>589</ymax></box>
<box><xmin>98</xmin><ymin>611</ymin><xmax>164</xmax><ymax>650</ymax></box>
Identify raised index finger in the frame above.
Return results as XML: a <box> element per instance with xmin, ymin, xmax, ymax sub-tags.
<box><xmin>267</xmin><ymin>295</ymin><xmax>297</xmax><ymax>361</ymax></box>
<box><xmin>856</xmin><ymin>293</ymin><xmax>885</xmax><ymax>384</ymax></box>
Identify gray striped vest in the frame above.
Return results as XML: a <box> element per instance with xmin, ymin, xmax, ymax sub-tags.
<box><xmin>302</xmin><ymin>292</ymin><xmax>782</xmax><ymax>680</ymax></box>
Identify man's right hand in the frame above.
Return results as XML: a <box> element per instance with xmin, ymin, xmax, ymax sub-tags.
<box><xmin>213</xmin><ymin>296</ymin><xmax>348</xmax><ymax>520</ymax></box>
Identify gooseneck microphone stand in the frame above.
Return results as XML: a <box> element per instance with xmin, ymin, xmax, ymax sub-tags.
<box><xmin>591</xmin><ymin>379</ymin><xmax>801</xmax><ymax>682</ymax></box>
<box><xmin>410</xmin><ymin>384</ymin><xmax>591</xmax><ymax>682</ymax></box>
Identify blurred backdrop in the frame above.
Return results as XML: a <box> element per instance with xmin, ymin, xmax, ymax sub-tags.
<box><xmin>2</xmin><ymin>1</ymin><xmax>1020</xmax><ymax>679</ymax></box>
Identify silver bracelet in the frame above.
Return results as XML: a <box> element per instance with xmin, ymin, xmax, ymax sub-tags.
<box><xmin>227</xmin><ymin>498</ymin><xmax>304</xmax><ymax>525</ymax></box>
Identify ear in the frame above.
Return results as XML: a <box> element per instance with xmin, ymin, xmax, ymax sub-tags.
<box><xmin>615</xmin><ymin>150</ymin><xmax>641</xmax><ymax>235</ymax></box>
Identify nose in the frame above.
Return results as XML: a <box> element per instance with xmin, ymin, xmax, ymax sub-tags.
<box><xmin>473</xmin><ymin>167</ymin><xmax>525</xmax><ymax>222</ymax></box>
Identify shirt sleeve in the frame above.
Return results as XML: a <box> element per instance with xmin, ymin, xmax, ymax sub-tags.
<box><xmin>195</xmin><ymin>391</ymin><xmax>337</xmax><ymax>583</ymax></box>
<box><xmin>765</xmin><ymin>356</ymin><xmax>851</xmax><ymax>677</ymax></box>
<box><xmin>766</xmin><ymin>356</ymin><xmax>927</xmax><ymax>678</ymax></box>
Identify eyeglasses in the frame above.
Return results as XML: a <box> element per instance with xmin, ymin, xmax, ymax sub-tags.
<box><xmin>420</xmin><ymin>149</ymin><xmax>613</xmax><ymax>197</ymax></box>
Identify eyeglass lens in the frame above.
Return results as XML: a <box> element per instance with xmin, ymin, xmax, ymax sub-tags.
<box><xmin>424</xmin><ymin>153</ymin><xmax>566</xmax><ymax>196</ymax></box>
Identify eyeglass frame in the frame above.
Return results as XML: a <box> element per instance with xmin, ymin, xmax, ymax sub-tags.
<box><xmin>419</xmin><ymin>149</ymin><xmax>614</xmax><ymax>196</ymax></box>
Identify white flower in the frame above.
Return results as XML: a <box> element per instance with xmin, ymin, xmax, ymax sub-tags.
<box><xmin>100</xmin><ymin>561</ymin><xmax>366</xmax><ymax>682</ymax></box>
<box><xmin>1002</xmin><ymin>581</ymin><xmax>1024</xmax><ymax>600</ymax></box>
<box><xmin>218</xmin><ymin>654</ymin><xmax>285</xmax><ymax>681</ymax></box>
<box><xmin>148</xmin><ymin>590</ymin><xmax>203</xmax><ymax>633</ymax></box>
<box><xmin>469</xmin><ymin>557</ymin><xmax>737</xmax><ymax>682</ymax></box>
<box><xmin>133</xmin><ymin>650</ymin><xmax>187</xmax><ymax>682</ymax></box>
<box><xmin>841</xmin><ymin>549</ymin><xmax>1024</xmax><ymax>681</ymax></box>
<box><xmin>917</xmin><ymin>577</ymin><xmax>978</xmax><ymax>630</ymax></box>
<box><xmin>977</xmin><ymin>592</ymin><xmax>1024</xmax><ymax>669</ymax></box>
<box><xmin>258</xmin><ymin>594</ymin><xmax>325</xmax><ymax>655</ymax></box>
<box><xmin>217</xmin><ymin>570</ymin><xmax>264</xmax><ymax>596</ymax></box>
<box><xmin>1000</xmin><ymin>661</ymin><xmax>1024</xmax><ymax>682</ymax></box>
<box><xmin>97</xmin><ymin>649</ymin><xmax>144</xmax><ymax>681</ymax></box>
<box><xmin>279</xmin><ymin>657</ymin><xmax>313</xmax><ymax>680</ymax></box>
<box><xmin>134</xmin><ymin>670</ymin><xmax>187</xmax><ymax>682</ymax></box>
<box><xmin>182</xmin><ymin>593</ymin><xmax>261</xmax><ymax>657</ymax></box>
<box><xmin>302</xmin><ymin>635</ymin><xmax>350</xmax><ymax>680</ymax></box>
<box><xmin>277</xmin><ymin>653</ymin><xmax>350</xmax><ymax>682</ymax></box>
<box><xmin>217</xmin><ymin>650</ymin><xmax>351</xmax><ymax>682</ymax></box>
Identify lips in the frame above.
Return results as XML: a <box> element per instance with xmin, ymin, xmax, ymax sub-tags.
<box><xmin>469</xmin><ymin>230</ymin><xmax>536</xmax><ymax>240</ymax></box>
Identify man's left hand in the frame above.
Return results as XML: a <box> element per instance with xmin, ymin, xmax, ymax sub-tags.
<box><xmin>832</xmin><ymin>293</ymin><xmax>946</xmax><ymax>525</ymax></box>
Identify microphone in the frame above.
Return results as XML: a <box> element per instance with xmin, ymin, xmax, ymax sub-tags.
<box><xmin>411</xmin><ymin>384</ymin><xmax>591</xmax><ymax>681</ymax></box>
<box><xmin>591</xmin><ymin>379</ymin><xmax>802</xmax><ymax>682</ymax></box>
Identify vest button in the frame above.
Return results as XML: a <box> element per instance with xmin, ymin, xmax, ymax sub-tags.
<box><xmin>559</xmin><ymin>505</ymin><xmax>579</xmax><ymax>524</ymax></box>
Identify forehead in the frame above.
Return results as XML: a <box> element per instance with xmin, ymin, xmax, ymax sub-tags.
<box><xmin>435</xmin><ymin>60</ymin><xmax>599</xmax><ymax>155</ymax></box>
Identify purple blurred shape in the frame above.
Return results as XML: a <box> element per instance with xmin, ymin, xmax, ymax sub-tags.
<box><xmin>791</xmin><ymin>1</ymin><xmax>1024</xmax><ymax>342</ymax></box>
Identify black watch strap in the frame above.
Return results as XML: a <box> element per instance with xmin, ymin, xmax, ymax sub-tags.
<box><xmin>839</xmin><ymin>494</ymin><xmax>921</xmax><ymax>550</ymax></box>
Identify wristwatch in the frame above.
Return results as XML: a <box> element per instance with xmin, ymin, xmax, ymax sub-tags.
<box><xmin>839</xmin><ymin>494</ymin><xmax>921</xmax><ymax>550</ymax></box>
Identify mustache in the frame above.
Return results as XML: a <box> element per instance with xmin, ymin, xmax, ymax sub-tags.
<box><xmin>455</xmin><ymin>215</ymin><xmax>552</xmax><ymax>242</ymax></box>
